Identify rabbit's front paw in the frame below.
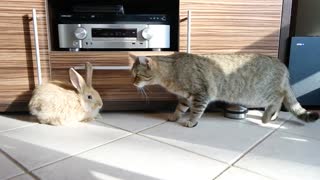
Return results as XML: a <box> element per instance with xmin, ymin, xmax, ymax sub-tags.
<box><xmin>95</xmin><ymin>114</ymin><xmax>103</xmax><ymax>120</ymax></box>
<box><xmin>82</xmin><ymin>117</ymin><xmax>94</xmax><ymax>122</ymax></box>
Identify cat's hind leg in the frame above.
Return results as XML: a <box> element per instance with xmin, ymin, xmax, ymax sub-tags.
<box><xmin>168</xmin><ymin>97</ymin><xmax>190</xmax><ymax>122</ymax></box>
<box><xmin>262</xmin><ymin>98</ymin><xmax>283</xmax><ymax>124</ymax></box>
<box><xmin>184</xmin><ymin>95</ymin><xmax>209</xmax><ymax>128</ymax></box>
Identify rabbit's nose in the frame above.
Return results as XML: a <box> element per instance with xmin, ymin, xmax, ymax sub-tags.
<box><xmin>98</xmin><ymin>103</ymin><xmax>103</xmax><ymax>108</ymax></box>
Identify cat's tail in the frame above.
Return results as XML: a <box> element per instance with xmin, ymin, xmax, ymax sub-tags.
<box><xmin>283</xmin><ymin>80</ymin><xmax>319</xmax><ymax>122</ymax></box>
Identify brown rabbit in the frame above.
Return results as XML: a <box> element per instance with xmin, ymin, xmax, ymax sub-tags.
<box><xmin>29</xmin><ymin>62</ymin><xmax>103</xmax><ymax>125</ymax></box>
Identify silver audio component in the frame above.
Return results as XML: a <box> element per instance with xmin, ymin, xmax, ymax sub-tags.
<box><xmin>58</xmin><ymin>24</ymin><xmax>170</xmax><ymax>50</ymax></box>
<box><xmin>142</xmin><ymin>28</ymin><xmax>153</xmax><ymax>40</ymax></box>
<box><xmin>74</xmin><ymin>27</ymin><xmax>87</xmax><ymax>40</ymax></box>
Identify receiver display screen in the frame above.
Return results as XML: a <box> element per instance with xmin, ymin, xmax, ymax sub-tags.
<box><xmin>92</xmin><ymin>28</ymin><xmax>137</xmax><ymax>38</ymax></box>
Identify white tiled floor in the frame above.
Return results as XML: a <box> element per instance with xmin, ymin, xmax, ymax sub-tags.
<box><xmin>216</xmin><ymin>167</ymin><xmax>273</xmax><ymax>180</ymax></box>
<box><xmin>140</xmin><ymin>113</ymin><xmax>273</xmax><ymax>164</ymax></box>
<box><xmin>0</xmin><ymin>110</ymin><xmax>319</xmax><ymax>180</ymax></box>
<box><xmin>8</xmin><ymin>174</ymin><xmax>34</xmax><ymax>180</ymax></box>
<box><xmin>0</xmin><ymin>121</ymin><xmax>130</xmax><ymax>171</ymax></box>
<box><xmin>235</xmin><ymin>131</ymin><xmax>320</xmax><ymax>180</ymax></box>
<box><xmin>98</xmin><ymin>113</ymin><xmax>167</xmax><ymax>133</ymax></box>
<box><xmin>0</xmin><ymin>151</ymin><xmax>24</xmax><ymax>180</ymax></box>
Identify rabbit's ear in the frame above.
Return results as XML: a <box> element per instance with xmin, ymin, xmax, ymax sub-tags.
<box><xmin>69</xmin><ymin>68</ymin><xmax>86</xmax><ymax>92</ymax></box>
<box><xmin>85</xmin><ymin>62</ymin><xmax>93</xmax><ymax>87</ymax></box>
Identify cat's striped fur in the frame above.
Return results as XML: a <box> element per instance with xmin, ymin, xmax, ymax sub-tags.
<box><xmin>131</xmin><ymin>52</ymin><xmax>319</xmax><ymax>127</ymax></box>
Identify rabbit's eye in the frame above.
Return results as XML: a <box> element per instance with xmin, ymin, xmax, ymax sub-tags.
<box><xmin>87</xmin><ymin>95</ymin><xmax>92</xmax><ymax>99</ymax></box>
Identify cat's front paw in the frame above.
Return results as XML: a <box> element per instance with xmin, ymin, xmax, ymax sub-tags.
<box><xmin>183</xmin><ymin>120</ymin><xmax>198</xmax><ymax>128</ymax></box>
<box><xmin>168</xmin><ymin>114</ymin><xmax>179</xmax><ymax>122</ymax></box>
<box><xmin>261</xmin><ymin>117</ymin><xmax>270</xmax><ymax>124</ymax></box>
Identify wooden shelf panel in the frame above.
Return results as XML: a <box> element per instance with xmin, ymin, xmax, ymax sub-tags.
<box><xmin>179</xmin><ymin>0</ymin><xmax>283</xmax><ymax>56</ymax></box>
<box><xmin>50</xmin><ymin>51</ymin><xmax>130</xmax><ymax>69</ymax></box>
<box><xmin>0</xmin><ymin>0</ymin><xmax>49</xmax><ymax>109</ymax></box>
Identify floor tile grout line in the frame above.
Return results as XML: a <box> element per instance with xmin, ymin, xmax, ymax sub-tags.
<box><xmin>0</xmin><ymin>124</ymin><xmax>38</xmax><ymax>134</ymax></box>
<box><xmin>0</xmin><ymin>149</ymin><xmax>40</xmax><ymax>180</ymax></box>
<box><xmin>7</xmin><ymin>173</ymin><xmax>38</xmax><ymax>180</ymax></box>
<box><xmin>230</xmin><ymin>166</ymin><xmax>278</xmax><ymax>180</ymax></box>
<box><xmin>213</xmin><ymin>116</ymin><xmax>294</xmax><ymax>180</ymax></box>
<box><xmin>137</xmin><ymin>133</ymin><xmax>227</xmax><ymax>165</ymax></box>
<box><xmin>96</xmin><ymin>120</ymin><xmax>135</xmax><ymax>134</ymax></box>
<box><xmin>135</xmin><ymin>120</ymin><xmax>168</xmax><ymax>134</ymax></box>
<box><xmin>213</xmin><ymin>126</ymin><xmax>279</xmax><ymax>180</ymax></box>
<box><xmin>28</xmin><ymin>133</ymin><xmax>134</xmax><ymax>174</ymax></box>
<box><xmin>229</xmin><ymin>129</ymin><xmax>277</xmax><ymax>165</ymax></box>
<box><xmin>97</xmin><ymin>118</ymin><xmax>168</xmax><ymax>135</ymax></box>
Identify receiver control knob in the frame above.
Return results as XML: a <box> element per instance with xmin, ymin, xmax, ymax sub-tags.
<box><xmin>142</xmin><ymin>28</ymin><xmax>153</xmax><ymax>40</ymax></box>
<box><xmin>74</xmin><ymin>27</ymin><xmax>87</xmax><ymax>40</ymax></box>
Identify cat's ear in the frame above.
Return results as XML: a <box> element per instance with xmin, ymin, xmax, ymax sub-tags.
<box><xmin>129</xmin><ymin>53</ymin><xmax>139</xmax><ymax>67</ymax></box>
<box><xmin>145</xmin><ymin>57</ymin><xmax>154</xmax><ymax>69</ymax></box>
<box><xmin>137</xmin><ymin>56</ymin><xmax>152</xmax><ymax>65</ymax></box>
<box><xmin>131</xmin><ymin>55</ymin><xmax>154</xmax><ymax>69</ymax></box>
<box><xmin>138</xmin><ymin>56</ymin><xmax>147</xmax><ymax>64</ymax></box>
<box><xmin>129</xmin><ymin>53</ymin><xmax>138</xmax><ymax>61</ymax></box>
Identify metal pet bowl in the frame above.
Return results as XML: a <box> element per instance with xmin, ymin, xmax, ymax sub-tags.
<box><xmin>224</xmin><ymin>105</ymin><xmax>248</xmax><ymax>119</ymax></box>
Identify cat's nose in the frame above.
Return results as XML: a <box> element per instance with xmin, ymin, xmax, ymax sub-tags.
<box><xmin>133</xmin><ymin>82</ymin><xmax>144</xmax><ymax>88</ymax></box>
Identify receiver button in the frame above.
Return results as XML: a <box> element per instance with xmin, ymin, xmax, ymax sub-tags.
<box><xmin>142</xmin><ymin>28</ymin><xmax>153</xmax><ymax>40</ymax></box>
<box><xmin>74</xmin><ymin>27</ymin><xmax>87</xmax><ymax>40</ymax></box>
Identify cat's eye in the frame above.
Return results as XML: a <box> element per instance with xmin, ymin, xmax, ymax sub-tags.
<box><xmin>137</xmin><ymin>74</ymin><xmax>149</xmax><ymax>78</ymax></box>
<box><xmin>87</xmin><ymin>95</ymin><xmax>92</xmax><ymax>99</ymax></box>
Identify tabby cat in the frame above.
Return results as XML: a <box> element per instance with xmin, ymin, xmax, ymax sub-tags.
<box><xmin>130</xmin><ymin>52</ymin><xmax>319</xmax><ymax>127</ymax></box>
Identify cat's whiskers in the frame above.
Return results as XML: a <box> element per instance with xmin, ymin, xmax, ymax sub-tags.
<box><xmin>135</xmin><ymin>87</ymin><xmax>148</xmax><ymax>102</ymax></box>
<box><xmin>139</xmin><ymin>87</ymin><xmax>149</xmax><ymax>104</ymax></box>
<box><xmin>136</xmin><ymin>87</ymin><xmax>143</xmax><ymax>96</ymax></box>
<box><xmin>142</xmin><ymin>88</ymin><xmax>150</xmax><ymax>104</ymax></box>
<box><xmin>144</xmin><ymin>86</ymin><xmax>151</xmax><ymax>93</ymax></box>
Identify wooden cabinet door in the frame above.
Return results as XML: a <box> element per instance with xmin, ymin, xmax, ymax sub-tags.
<box><xmin>179</xmin><ymin>0</ymin><xmax>283</xmax><ymax>56</ymax></box>
<box><xmin>0</xmin><ymin>0</ymin><xmax>49</xmax><ymax>111</ymax></box>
